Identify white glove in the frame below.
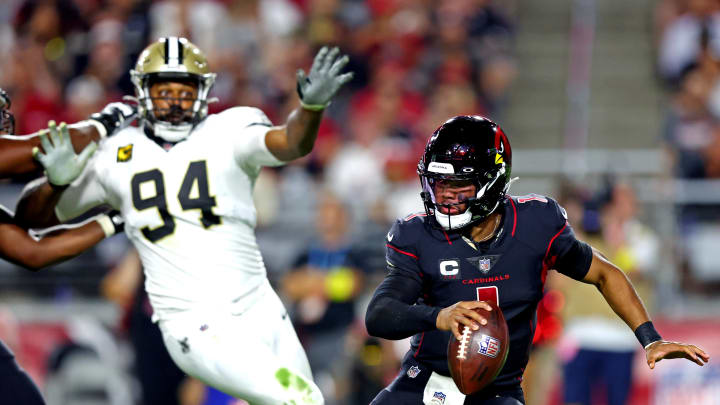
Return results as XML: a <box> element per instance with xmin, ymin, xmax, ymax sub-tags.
<box><xmin>89</xmin><ymin>102</ymin><xmax>137</xmax><ymax>138</ymax></box>
<box><xmin>33</xmin><ymin>121</ymin><xmax>97</xmax><ymax>186</ymax></box>
<box><xmin>296</xmin><ymin>46</ymin><xmax>354</xmax><ymax>111</ymax></box>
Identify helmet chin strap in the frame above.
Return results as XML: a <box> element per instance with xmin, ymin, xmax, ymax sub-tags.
<box><xmin>434</xmin><ymin>208</ymin><xmax>473</xmax><ymax>230</ymax></box>
<box><xmin>151</xmin><ymin>120</ymin><xmax>193</xmax><ymax>143</ymax></box>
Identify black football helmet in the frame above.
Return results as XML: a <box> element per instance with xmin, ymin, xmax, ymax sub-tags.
<box><xmin>418</xmin><ymin>115</ymin><xmax>512</xmax><ymax>230</ymax></box>
<box><xmin>0</xmin><ymin>88</ymin><xmax>14</xmax><ymax>134</ymax></box>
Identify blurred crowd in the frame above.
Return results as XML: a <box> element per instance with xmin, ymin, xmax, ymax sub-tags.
<box><xmin>655</xmin><ymin>0</ymin><xmax>720</xmax><ymax>295</ymax></box>
<box><xmin>0</xmin><ymin>0</ymin><xmax>717</xmax><ymax>404</ymax></box>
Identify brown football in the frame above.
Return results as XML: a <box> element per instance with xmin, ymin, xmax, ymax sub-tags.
<box><xmin>447</xmin><ymin>302</ymin><xmax>509</xmax><ymax>395</ymax></box>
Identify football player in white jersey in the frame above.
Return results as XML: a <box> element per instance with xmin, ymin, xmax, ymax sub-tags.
<box><xmin>0</xmin><ymin>89</ymin><xmax>127</xmax><ymax>405</ymax></box>
<box><xmin>15</xmin><ymin>37</ymin><xmax>353</xmax><ymax>405</ymax></box>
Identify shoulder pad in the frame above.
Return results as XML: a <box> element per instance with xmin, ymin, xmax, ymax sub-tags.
<box><xmin>215</xmin><ymin>106</ymin><xmax>273</xmax><ymax>128</ymax></box>
<box><xmin>510</xmin><ymin>194</ymin><xmax>567</xmax><ymax>235</ymax></box>
<box><xmin>98</xmin><ymin>126</ymin><xmax>141</xmax><ymax>151</ymax></box>
<box><xmin>386</xmin><ymin>214</ymin><xmax>426</xmax><ymax>248</ymax></box>
<box><xmin>402</xmin><ymin>211</ymin><xmax>428</xmax><ymax>223</ymax></box>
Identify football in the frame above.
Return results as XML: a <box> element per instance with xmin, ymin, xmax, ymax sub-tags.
<box><xmin>447</xmin><ymin>302</ymin><xmax>509</xmax><ymax>395</ymax></box>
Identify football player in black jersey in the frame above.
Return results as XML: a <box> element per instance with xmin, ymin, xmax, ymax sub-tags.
<box><xmin>365</xmin><ymin>115</ymin><xmax>709</xmax><ymax>405</ymax></box>
<box><xmin>0</xmin><ymin>89</ymin><xmax>127</xmax><ymax>404</ymax></box>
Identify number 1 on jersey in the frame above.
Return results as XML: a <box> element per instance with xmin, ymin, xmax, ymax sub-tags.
<box><xmin>476</xmin><ymin>286</ymin><xmax>499</xmax><ymax>306</ymax></box>
<box><xmin>131</xmin><ymin>160</ymin><xmax>220</xmax><ymax>242</ymax></box>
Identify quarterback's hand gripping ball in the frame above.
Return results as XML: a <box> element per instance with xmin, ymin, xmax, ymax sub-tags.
<box><xmin>296</xmin><ymin>46</ymin><xmax>354</xmax><ymax>111</ymax></box>
<box><xmin>447</xmin><ymin>301</ymin><xmax>509</xmax><ymax>395</ymax></box>
<box><xmin>33</xmin><ymin>121</ymin><xmax>97</xmax><ymax>186</ymax></box>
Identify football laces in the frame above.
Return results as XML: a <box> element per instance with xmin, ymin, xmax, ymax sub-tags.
<box><xmin>456</xmin><ymin>326</ymin><xmax>472</xmax><ymax>360</ymax></box>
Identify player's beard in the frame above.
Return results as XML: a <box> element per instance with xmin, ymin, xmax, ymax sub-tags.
<box><xmin>155</xmin><ymin>104</ymin><xmax>192</xmax><ymax>125</ymax></box>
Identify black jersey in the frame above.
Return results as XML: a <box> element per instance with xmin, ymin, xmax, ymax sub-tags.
<box><xmin>374</xmin><ymin>194</ymin><xmax>592</xmax><ymax>390</ymax></box>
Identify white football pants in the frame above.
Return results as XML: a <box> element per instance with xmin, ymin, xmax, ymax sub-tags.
<box><xmin>158</xmin><ymin>281</ymin><xmax>324</xmax><ymax>405</ymax></box>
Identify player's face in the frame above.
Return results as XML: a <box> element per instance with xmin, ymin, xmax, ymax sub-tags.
<box><xmin>149</xmin><ymin>81</ymin><xmax>198</xmax><ymax>125</ymax></box>
<box><xmin>434</xmin><ymin>179</ymin><xmax>477</xmax><ymax>215</ymax></box>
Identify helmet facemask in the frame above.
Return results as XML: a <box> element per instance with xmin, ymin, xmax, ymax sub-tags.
<box><xmin>419</xmin><ymin>164</ymin><xmax>509</xmax><ymax>231</ymax></box>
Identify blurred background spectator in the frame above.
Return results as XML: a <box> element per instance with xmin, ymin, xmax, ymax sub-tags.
<box><xmin>0</xmin><ymin>1</ymin><xmax>718</xmax><ymax>404</ymax></box>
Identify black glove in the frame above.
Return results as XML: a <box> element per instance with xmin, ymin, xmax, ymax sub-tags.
<box><xmin>89</xmin><ymin>102</ymin><xmax>137</xmax><ymax>137</ymax></box>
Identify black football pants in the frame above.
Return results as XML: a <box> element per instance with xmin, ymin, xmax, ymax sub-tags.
<box><xmin>0</xmin><ymin>340</ymin><xmax>46</xmax><ymax>405</ymax></box>
<box><xmin>370</xmin><ymin>359</ymin><xmax>524</xmax><ymax>405</ymax></box>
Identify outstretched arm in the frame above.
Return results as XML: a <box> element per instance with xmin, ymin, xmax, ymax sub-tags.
<box><xmin>16</xmin><ymin>122</ymin><xmax>103</xmax><ymax>228</ymax></box>
<box><xmin>265</xmin><ymin>47</ymin><xmax>353</xmax><ymax>161</ymax></box>
<box><xmin>0</xmin><ymin>123</ymin><xmax>97</xmax><ymax>177</ymax></box>
<box><xmin>15</xmin><ymin>178</ymin><xmax>62</xmax><ymax>228</ymax></box>
<box><xmin>0</xmin><ymin>102</ymin><xmax>135</xmax><ymax>178</ymax></box>
<box><xmin>583</xmin><ymin>248</ymin><xmax>710</xmax><ymax>368</ymax></box>
<box><xmin>0</xmin><ymin>208</ymin><xmax>122</xmax><ymax>270</ymax></box>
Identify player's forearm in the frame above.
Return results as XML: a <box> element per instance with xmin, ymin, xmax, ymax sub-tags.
<box><xmin>592</xmin><ymin>253</ymin><xmax>652</xmax><ymax>331</ymax></box>
<box><xmin>24</xmin><ymin>223</ymin><xmax>106</xmax><ymax>270</ymax></box>
<box><xmin>0</xmin><ymin>219</ymin><xmax>105</xmax><ymax>270</ymax></box>
<box><xmin>365</xmin><ymin>270</ymin><xmax>441</xmax><ymax>339</ymax></box>
<box><xmin>366</xmin><ymin>294</ymin><xmax>441</xmax><ymax>340</ymax></box>
<box><xmin>0</xmin><ymin>136</ymin><xmax>41</xmax><ymax>175</ymax></box>
<box><xmin>15</xmin><ymin>178</ymin><xmax>62</xmax><ymax>228</ymax></box>
<box><xmin>0</xmin><ymin>123</ymin><xmax>100</xmax><ymax>178</ymax></box>
<box><xmin>278</xmin><ymin>107</ymin><xmax>323</xmax><ymax>161</ymax></box>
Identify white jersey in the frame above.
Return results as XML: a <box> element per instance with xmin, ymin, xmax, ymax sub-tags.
<box><xmin>56</xmin><ymin>107</ymin><xmax>284</xmax><ymax>320</ymax></box>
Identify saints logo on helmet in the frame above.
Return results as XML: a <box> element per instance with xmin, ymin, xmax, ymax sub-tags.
<box><xmin>130</xmin><ymin>37</ymin><xmax>216</xmax><ymax>143</ymax></box>
<box><xmin>0</xmin><ymin>88</ymin><xmax>15</xmax><ymax>135</ymax></box>
<box><xmin>417</xmin><ymin>115</ymin><xmax>513</xmax><ymax>230</ymax></box>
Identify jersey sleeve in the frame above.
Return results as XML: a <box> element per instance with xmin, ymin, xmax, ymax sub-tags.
<box><xmin>545</xmin><ymin>199</ymin><xmax>592</xmax><ymax>280</ymax></box>
<box><xmin>55</xmin><ymin>154</ymin><xmax>108</xmax><ymax>222</ymax></box>
<box><xmin>366</xmin><ymin>218</ymin><xmax>440</xmax><ymax>339</ymax></box>
<box><xmin>230</xmin><ymin>107</ymin><xmax>284</xmax><ymax>171</ymax></box>
<box><xmin>385</xmin><ymin>219</ymin><xmax>423</xmax><ymax>282</ymax></box>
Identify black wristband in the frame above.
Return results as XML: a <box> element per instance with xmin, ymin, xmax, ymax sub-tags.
<box><xmin>89</xmin><ymin>112</ymin><xmax>117</xmax><ymax>136</ymax></box>
<box><xmin>108</xmin><ymin>210</ymin><xmax>124</xmax><ymax>234</ymax></box>
<box><xmin>634</xmin><ymin>321</ymin><xmax>662</xmax><ymax>348</ymax></box>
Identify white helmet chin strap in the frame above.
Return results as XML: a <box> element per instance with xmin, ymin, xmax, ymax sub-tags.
<box><xmin>434</xmin><ymin>209</ymin><xmax>473</xmax><ymax>230</ymax></box>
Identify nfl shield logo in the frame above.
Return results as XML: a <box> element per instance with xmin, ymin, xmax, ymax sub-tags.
<box><xmin>477</xmin><ymin>334</ymin><xmax>501</xmax><ymax>358</ymax></box>
<box><xmin>479</xmin><ymin>258</ymin><xmax>491</xmax><ymax>272</ymax></box>
<box><xmin>407</xmin><ymin>365</ymin><xmax>421</xmax><ymax>378</ymax></box>
<box><xmin>431</xmin><ymin>392</ymin><xmax>446</xmax><ymax>404</ymax></box>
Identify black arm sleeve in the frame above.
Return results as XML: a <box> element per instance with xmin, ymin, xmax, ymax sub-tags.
<box><xmin>554</xmin><ymin>239</ymin><xmax>593</xmax><ymax>280</ymax></box>
<box><xmin>365</xmin><ymin>267</ymin><xmax>441</xmax><ymax>340</ymax></box>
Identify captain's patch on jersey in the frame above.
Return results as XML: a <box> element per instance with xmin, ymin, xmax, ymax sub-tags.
<box><xmin>117</xmin><ymin>144</ymin><xmax>133</xmax><ymax>162</ymax></box>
